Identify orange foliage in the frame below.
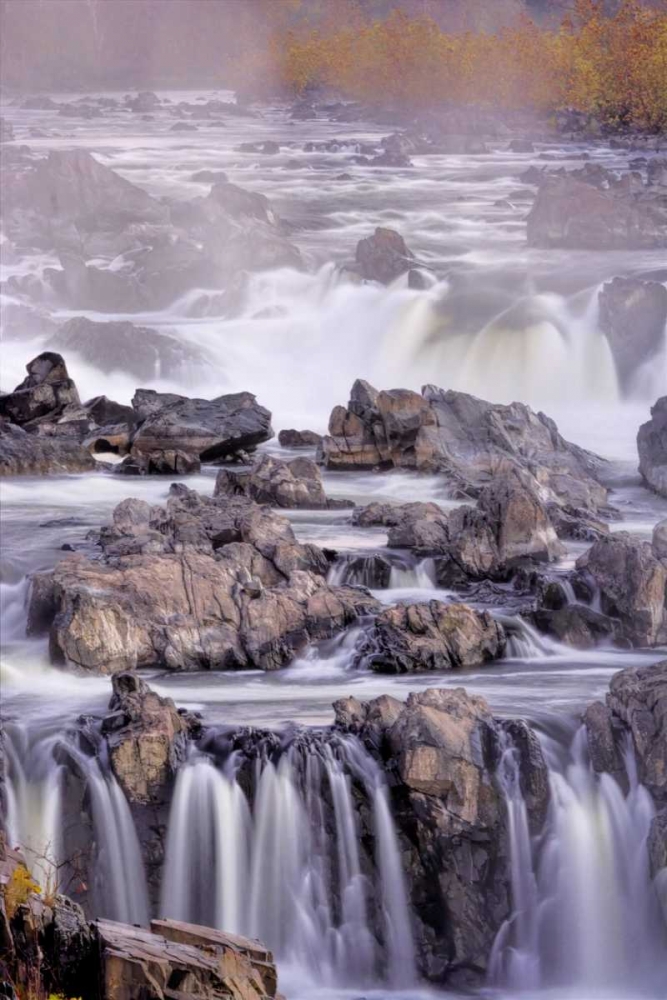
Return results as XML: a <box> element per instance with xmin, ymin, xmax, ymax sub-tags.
<box><xmin>265</xmin><ymin>1</ymin><xmax>667</xmax><ymax>131</ymax></box>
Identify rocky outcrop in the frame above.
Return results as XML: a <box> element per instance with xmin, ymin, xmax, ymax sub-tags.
<box><xmin>0</xmin><ymin>835</ymin><xmax>279</xmax><ymax>1000</ymax></box>
<box><xmin>598</xmin><ymin>277</ymin><xmax>667</xmax><ymax>391</ymax></box>
<box><xmin>354</xmin><ymin>227</ymin><xmax>414</xmax><ymax>284</ymax></box>
<box><xmin>102</xmin><ymin>673</ymin><xmax>189</xmax><ymax>805</ymax></box>
<box><xmin>319</xmin><ymin>380</ymin><xmax>608</xmax><ymax>516</ymax></box>
<box><xmin>130</xmin><ymin>390</ymin><xmax>273</xmax><ymax>464</ymax></box>
<box><xmin>334</xmin><ymin>687</ymin><xmax>548</xmax><ymax>981</ymax></box>
<box><xmin>27</xmin><ymin>485</ymin><xmax>379</xmax><ymax>673</ymax></box>
<box><xmin>638</xmin><ymin>397</ymin><xmax>667</xmax><ymax>498</ymax></box>
<box><xmin>50</xmin><ymin>317</ymin><xmax>208</xmax><ymax>382</ymax></box>
<box><xmin>575</xmin><ymin>532</ymin><xmax>667</xmax><ymax>647</ymax></box>
<box><xmin>606</xmin><ymin>661</ymin><xmax>667</xmax><ymax>804</ymax></box>
<box><xmin>526</xmin><ymin>174</ymin><xmax>667</xmax><ymax>250</ymax></box>
<box><xmin>355</xmin><ymin>600</ymin><xmax>506</xmax><ymax>673</ymax></box>
<box><xmin>214</xmin><ymin>453</ymin><xmax>349</xmax><ymax>509</ymax></box>
<box><xmin>0</xmin><ymin>352</ymin><xmax>80</xmax><ymax>428</ymax></box>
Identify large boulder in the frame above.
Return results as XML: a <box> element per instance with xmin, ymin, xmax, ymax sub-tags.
<box><xmin>0</xmin><ymin>352</ymin><xmax>80</xmax><ymax>428</ymax></box>
<box><xmin>598</xmin><ymin>277</ymin><xmax>667</xmax><ymax>391</ymax></box>
<box><xmin>354</xmin><ymin>227</ymin><xmax>414</xmax><ymax>284</ymax></box>
<box><xmin>355</xmin><ymin>600</ymin><xmax>506</xmax><ymax>673</ymax></box>
<box><xmin>50</xmin><ymin>317</ymin><xmax>208</xmax><ymax>381</ymax></box>
<box><xmin>130</xmin><ymin>390</ymin><xmax>273</xmax><ymax>464</ymax></box>
<box><xmin>575</xmin><ymin>532</ymin><xmax>667</xmax><ymax>646</ymax></box>
<box><xmin>101</xmin><ymin>673</ymin><xmax>188</xmax><ymax>805</ymax></box>
<box><xmin>0</xmin><ymin>420</ymin><xmax>96</xmax><ymax>476</ymax></box>
<box><xmin>319</xmin><ymin>380</ymin><xmax>608</xmax><ymax>514</ymax></box>
<box><xmin>27</xmin><ymin>486</ymin><xmax>379</xmax><ymax>673</ymax></box>
<box><xmin>526</xmin><ymin>174</ymin><xmax>667</xmax><ymax>250</ymax></box>
<box><xmin>214</xmin><ymin>453</ymin><xmax>348</xmax><ymax>509</ymax></box>
<box><xmin>477</xmin><ymin>469</ymin><xmax>565</xmax><ymax>565</ymax></box>
<box><xmin>638</xmin><ymin>397</ymin><xmax>667</xmax><ymax>498</ymax></box>
<box><xmin>278</xmin><ymin>428</ymin><xmax>323</xmax><ymax>448</ymax></box>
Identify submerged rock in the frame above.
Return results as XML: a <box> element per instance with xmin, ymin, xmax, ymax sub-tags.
<box><xmin>638</xmin><ymin>396</ymin><xmax>667</xmax><ymax>498</ymax></box>
<box><xmin>354</xmin><ymin>227</ymin><xmax>414</xmax><ymax>284</ymax></box>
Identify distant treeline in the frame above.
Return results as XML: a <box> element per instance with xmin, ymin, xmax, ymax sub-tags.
<box><xmin>1</xmin><ymin>0</ymin><xmax>665</xmax><ymax>131</ymax></box>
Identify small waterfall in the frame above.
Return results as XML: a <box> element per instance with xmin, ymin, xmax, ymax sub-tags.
<box><xmin>328</xmin><ymin>554</ymin><xmax>435</xmax><ymax>590</ymax></box>
<box><xmin>501</xmin><ymin>616</ymin><xmax>563</xmax><ymax>659</ymax></box>
<box><xmin>2</xmin><ymin>723</ymin><xmax>149</xmax><ymax>925</ymax></box>
<box><xmin>491</xmin><ymin>728</ymin><xmax>667</xmax><ymax>993</ymax></box>
<box><xmin>161</xmin><ymin>734</ymin><xmax>415</xmax><ymax>988</ymax></box>
<box><xmin>388</xmin><ymin>557</ymin><xmax>436</xmax><ymax>590</ymax></box>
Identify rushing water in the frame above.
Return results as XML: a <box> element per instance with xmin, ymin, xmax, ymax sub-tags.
<box><xmin>1</xmin><ymin>89</ymin><xmax>667</xmax><ymax>999</ymax></box>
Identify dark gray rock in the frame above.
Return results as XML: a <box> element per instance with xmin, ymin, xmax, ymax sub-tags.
<box><xmin>598</xmin><ymin>277</ymin><xmax>667</xmax><ymax>390</ymax></box>
<box><xmin>355</xmin><ymin>227</ymin><xmax>414</xmax><ymax>284</ymax></box>
<box><xmin>638</xmin><ymin>397</ymin><xmax>667</xmax><ymax>498</ymax></box>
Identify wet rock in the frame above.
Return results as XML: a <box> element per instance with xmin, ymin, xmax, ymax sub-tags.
<box><xmin>638</xmin><ymin>396</ymin><xmax>667</xmax><ymax>498</ymax></box>
<box><xmin>583</xmin><ymin>701</ymin><xmax>625</xmax><ymax>779</ymax></box>
<box><xmin>50</xmin><ymin>317</ymin><xmax>208</xmax><ymax>381</ymax></box>
<box><xmin>532</xmin><ymin>603</ymin><xmax>614</xmax><ymax>649</ymax></box>
<box><xmin>278</xmin><ymin>428</ymin><xmax>323</xmax><ymax>448</ymax></box>
<box><xmin>102</xmin><ymin>673</ymin><xmax>188</xmax><ymax>805</ymax></box>
<box><xmin>648</xmin><ymin>157</ymin><xmax>667</xmax><ymax>187</ymax></box>
<box><xmin>607</xmin><ymin>660</ymin><xmax>667</xmax><ymax>804</ymax></box>
<box><xmin>355</xmin><ymin>227</ymin><xmax>415</xmax><ymax>284</ymax></box>
<box><xmin>0</xmin><ymin>419</ymin><xmax>96</xmax><ymax>476</ymax></box>
<box><xmin>190</xmin><ymin>169</ymin><xmax>229</xmax><ymax>184</ymax></box>
<box><xmin>526</xmin><ymin>174</ymin><xmax>667</xmax><ymax>250</ymax></box>
<box><xmin>653</xmin><ymin>519</ymin><xmax>667</xmax><ymax>562</ymax></box>
<box><xmin>170</xmin><ymin>121</ymin><xmax>198</xmax><ymax>131</ymax></box>
<box><xmin>126</xmin><ymin>90</ymin><xmax>161</xmax><ymax>112</ymax></box>
<box><xmin>0</xmin><ymin>352</ymin><xmax>80</xmax><ymax>428</ymax></box>
<box><xmin>238</xmin><ymin>140</ymin><xmax>280</xmax><ymax>154</ymax></box>
<box><xmin>508</xmin><ymin>139</ymin><xmax>535</xmax><ymax>153</ymax></box>
<box><xmin>320</xmin><ymin>380</ymin><xmax>608</xmax><ymax>516</ymax></box>
<box><xmin>116</xmin><ymin>450</ymin><xmax>201</xmax><ymax>476</ymax></box>
<box><xmin>477</xmin><ymin>469</ymin><xmax>565</xmax><ymax>565</ymax></box>
<box><xmin>648</xmin><ymin>810</ymin><xmax>667</xmax><ymax>878</ymax></box>
<box><xmin>130</xmin><ymin>390</ymin><xmax>273</xmax><ymax>465</ymax></box>
<box><xmin>598</xmin><ymin>277</ymin><xmax>667</xmax><ymax>390</ymax></box>
<box><xmin>46</xmin><ymin>252</ymin><xmax>147</xmax><ymax>311</ymax></box>
<box><xmin>576</xmin><ymin>532</ymin><xmax>667</xmax><ymax>646</ymax></box>
<box><xmin>214</xmin><ymin>453</ymin><xmax>348</xmax><ymax>509</ymax></box>
<box><xmin>356</xmin><ymin>600</ymin><xmax>506</xmax><ymax>674</ymax></box>
<box><xmin>28</xmin><ymin>486</ymin><xmax>379</xmax><ymax>673</ymax></box>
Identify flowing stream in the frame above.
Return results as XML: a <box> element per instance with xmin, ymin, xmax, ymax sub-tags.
<box><xmin>1</xmin><ymin>89</ymin><xmax>667</xmax><ymax>999</ymax></box>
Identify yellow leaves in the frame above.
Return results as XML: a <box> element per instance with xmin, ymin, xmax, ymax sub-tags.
<box><xmin>263</xmin><ymin>1</ymin><xmax>667</xmax><ymax>131</ymax></box>
<box><xmin>3</xmin><ymin>863</ymin><xmax>41</xmax><ymax>918</ymax></box>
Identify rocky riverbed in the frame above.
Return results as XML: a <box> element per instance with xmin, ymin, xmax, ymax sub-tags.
<box><xmin>1</xmin><ymin>87</ymin><xmax>667</xmax><ymax>1000</ymax></box>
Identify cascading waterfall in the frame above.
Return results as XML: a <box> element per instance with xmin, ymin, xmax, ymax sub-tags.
<box><xmin>388</xmin><ymin>558</ymin><xmax>436</xmax><ymax>590</ymax></box>
<box><xmin>2</xmin><ymin>724</ymin><xmax>149</xmax><ymax>926</ymax></box>
<box><xmin>161</xmin><ymin>735</ymin><xmax>415</xmax><ymax>988</ymax></box>
<box><xmin>490</xmin><ymin>727</ymin><xmax>667</xmax><ymax>994</ymax></box>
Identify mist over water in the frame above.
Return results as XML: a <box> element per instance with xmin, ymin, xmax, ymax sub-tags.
<box><xmin>1</xmin><ymin>80</ymin><xmax>667</xmax><ymax>1000</ymax></box>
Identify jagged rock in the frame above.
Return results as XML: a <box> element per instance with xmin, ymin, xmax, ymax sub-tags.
<box><xmin>0</xmin><ymin>352</ymin><xmax>80</xmax><ymax>428</ymax></box>
<box><xmin>214</xmin><ymin>453</ymin><xmax>348</xmax><ymax>509</ymax></box>
<box><xmin>102</xmin><ymin>673</ymin><xmax>188</xmax><ymax>805</ymax></box>
<box><xmin>575</xmin><ymin>532</ymin><xmax>667</xmax><ymax>646</ymax></box>
<box><xmin>654</xmin><ymin>519</ymin><xmax>667</xmax><ymax>562</ymax></box>
<box><xmin>126</xmin><ymin>91</ymin><xmax>161</xmax><ymax>112</ymax></box>
<box><xmin>598</xmin><ymin>277</ymin><xmax>667</xmax><ymax>390</ymax></box>
<box><xmin>526</xmin><ymin>174</ymin><xmax>667</xmax><ymax>249</ymax></box>
<box><xmin>28</xmin><ymin>486</ymin><xmax>378</xmax><ymax>673</ymax></box>
<box><xmin>0</xmin><ymin>420</ymin><xmax>96</xmax><ymax>476</ymax></box>
<box><xmin>355</xmin><ymin>600</ymin><xmax>506</xmax><ymax>673</ymax></box>
<box><xmin>45</xmin><ymin>251</ymin><xmax>147</xmax><ymax>311</ymax></box>
<box><xmin>477</xmin><ymin>469</ymin><xmax>565</xmax><ymax>565</ymax></box>
<box><xmin>50</xmin><ymin>317</ymin><xmax>208</xmax><ymax>381</ymax></box>
<box><xmin>583</xmin><ymin>700</ymin><xmax>625</xmax><ymax>779</ymax></box>
<box><xmin>532</xmin><ymin>603</ymin><xmax>614</xmax><ymax>649</ymax></box>
<box><xmin>130</xmin><ymin>391</ymin><xmax>273</xmax><ymax>464</ymax></box>
<box><xmin>278</xmin><ymin>428</ymin><xmax>323</xmax><ymax>448</ymax></box>
<box><xmin>319</xmin><ymin>380</ymin><xmax>608</xmax><ymax>516</ymax></box>
<box><xmin>638</xmin><ymin>397</ymin><xmax>667</xmax><ymax>498</ymax></box>
<box><xmin>355</xmin><ymin>227</ymin><xmax>414</xmax><ymax>284</ymax></box>
<box><xmin>606</xmin><ymin>660</ymin><xmax>667</xmax><ymax>804</ymax></box>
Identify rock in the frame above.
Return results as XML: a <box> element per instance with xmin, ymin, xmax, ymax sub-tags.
<box><xmin>28</xmin><ymin>486</ymin><xmax>379</xmax><ymax>673</ymax></box>
<box><xmin>598</xmin><ymin>277</ymin><xmax>667</xmax><ymax>390</ymax></box>
<box><xmin>607</xmin><ymin>660</ymin><xmax>667</xmax><ymax>804</ymax></box>
<box><xmin>509</xmin><ymin>139</ymin><xmax>535</xmax><ymax>153</ymax></box>
<box><xmin>653</xmin><ymin>519</ymin><xmax>667</xmax><ymax>562</ymax></box>
<box><xmin>214</xmin><ymin>453</ymin><xmax>347</xmax><ymax>509</ymax></box>
<box><xmin>126</xmin><ymin>90</ymin><xmax>161</xmax><ymax>112</ymax></box>
<box><xmin>0</xmin><ymin>420</ymin><xmax>96</xmax><ymax>476</ymax></box>
<box><xmin>102</xmin><ymin>673</ymin><xmax>188</xmax><ymax>804</ymax></box>
<box><xmin>45</xmin><ymin>252</ymin><xmax>147</xmax><ymax>311</ymax></box>
<box><xmin>638</xmin><ymin>397</ymin><xmax>667</xmax><ymax>498</ymax></box>
<box><xmin>477</xmin><ymin>469</ymin><xmax>565</xmax><ymax>565</ymax></box>
<box><xmin>190</xmin><ymin>169</ymin><xmax>229</xmax><ymax>184</ymax></box>
<box><xmin>170</xmin><ymin>121</ymin><xmax>198</xmax><ymax>131</ymax></box>
<box><xmin>532</xmin><ymin>603</ymin><xmax>614</xmax><ymax>649</ymax></box>
<box><xmin>526</xmin><ymin>175</ymin><xmax>667</xmax><ymax>250</ymax></box>
<box><xmin>575</xmin><ymin>532</ymin><xmax>667</xmax><ymax>646</ymax></box>
<box><xmin>648</xmin><ymin>157</ymin><xmax>667</xmax><ymax>187</ymax></box>
<box><xmin>131</xmin><ymin>391</ymin><xmax>273</xmax><ymax>465</ymax></box>
<box><xmin>50</xmin><ymin>317</ymin><xmax>207</xmax><ymax>381</ymax></box>
<box><xmin>0</xmin><ymin>352</ymin><xmax>80</xmax><ymax>428</ymax></box>
<box><xmin>116</xmin><ymin>450</ymin><xmax>201</xmax><ymax>476</ymax></box>
<box><xmin>278</xmin><ymin>428</ymin><xmax>323</xmax><ymax>448</ymax></box>
<box><xmin>320</xmin><ymin>380</ymin><xmax>608</xmax><ymax>516</ymax></box>
<box><xmin>355</xmin><ymin>600</ymin><xmax>506</xmax><ymax>673</ymax></box>
<box><xmin>583</xmin><ymin>700</ymin><xmax>624</xmax><ymax>779</ymax></box>
<box><xmin>355</xmin><ymin>227</ymin><xmax>414</xmax><ymax>284</ymax></box>
<box><xmin>238</xmin><ymin>140</ymin><xmax>280</xmax><ymax>154</ymax></box>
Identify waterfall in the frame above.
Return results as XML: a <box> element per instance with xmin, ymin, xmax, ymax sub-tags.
<box><xmin>160</xmin><ymin>734</ymin><xmax>415</xmax><ymax>988</ymax></box>
<box><xmin>2</xmin><ymin>723</ymin><xmax>149</xmax><ymax>926</ymax></box>
<box><xmin>490</xmin><ymin>727</ymin><xmax>667</xmax><ymax>994</ymax></box>
<box><xmin>388</xmin><ymin>558</ymin><xmax>436</xmax><ymax>590</ymax></box>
